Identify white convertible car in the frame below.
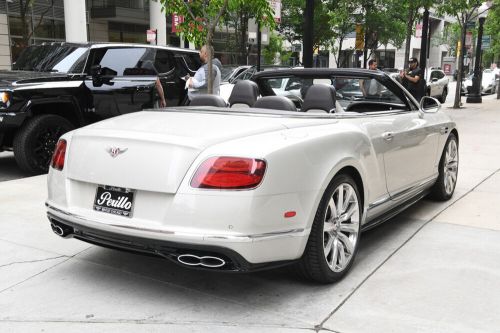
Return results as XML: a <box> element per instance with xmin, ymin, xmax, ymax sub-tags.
<box><xmin>46</xmin><ymin>69</ymin><xmax>459</xmax><ymax>283</ymax></box>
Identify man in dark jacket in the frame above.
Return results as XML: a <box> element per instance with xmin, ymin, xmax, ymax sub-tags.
<box><xmin>400</xmin><ymin>57</ymin><xmax>424</xmax><ymax>101</ymax></box>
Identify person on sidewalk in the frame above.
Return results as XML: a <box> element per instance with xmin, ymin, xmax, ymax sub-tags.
<box><xmin>186</xmin><ymin>45</ymin><xmax>221</xmax><ymax>100</ymax></box>
<box><xmin>401</xmin><ymin>57</ymin><xmax>424</xmax><ymax>101</ymax></box>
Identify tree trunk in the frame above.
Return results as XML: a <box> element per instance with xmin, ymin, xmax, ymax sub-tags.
<box><xmin>453</xmin><ymin>24</ymin><xmax>466</xmax><ymax>109</ymax></box>
<box><xmin>404</xmin><ymin>7</ymin><xmax>415</xmax><ymax>70</ymax></box>
<box><xmin>337</xmin><ymin>37</ymin><xmax>344</xmax><ymax>67</ymax></box>
<box><xmin>207</xmin><ymin>32</ymin><xmax>214</xmax><ymax>94</ymax></box>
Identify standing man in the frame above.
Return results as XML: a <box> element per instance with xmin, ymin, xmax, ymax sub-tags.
<box><xmin>360</xmin><ymin>59</ymin><xmax>382</xmax><ymax>97</ymax></box>
<box><xmin>187</xmin><ymin>45</ymin><xmax>221</xmax><ymax>100</ymax></box>
<box><xmin>400</xmin><ymin>57</ymin><xmax>423</xmax><ymax>101</ymax></box>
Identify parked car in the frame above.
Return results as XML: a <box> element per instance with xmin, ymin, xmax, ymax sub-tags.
<box><xmin>220</xmin><ymin>65</ymin><xmax>251</xmax><ymax>83</ymax></box>
<box><xmin>461</xmin><ymin>69</ymin><xmax>498</xmax><ymax>95</ymax></box>
<box><xmin>426</xmin><ymin>68</ymin><xmax>449</xmax><ymax>103</ymax></box>
<box><xmin>0</xmin><ymin>42</ymin><xmax>200</xmax><ymax>174</ymax></box>
<box><xmin>219</xmin><ymin>65</ymin><xmax>290</xmax><ymax>102</ymax></box>
<box><xmin>46</xmin><ymin>68</ymin><xmax>458</xmax><ymax>283</ymax></box>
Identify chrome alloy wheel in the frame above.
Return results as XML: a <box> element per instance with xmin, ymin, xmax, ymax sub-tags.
<box><xmin>323</xmin><ymin>183</ymin><xmax>360</xmax><ymax>272</ymax></box>
<box><xmin>443</xmin><ymin>139</ymin><xmax>458</xmax><ymax>195</ymax></box>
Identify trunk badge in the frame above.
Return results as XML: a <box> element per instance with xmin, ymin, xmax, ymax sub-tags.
<box><xmin>107</xmin><ymin>147</ymin><xmax>128</xmax><ymax>158</ymax></box>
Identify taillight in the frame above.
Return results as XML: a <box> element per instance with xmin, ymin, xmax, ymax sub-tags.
<box><xmin>51</xmin><ymin>139</ymin><xmax>67</xmax><ymax>171</ymax></box>
<box><xmin>191</xmin><ymin>156</ymin><xmax>266</xmax><ymax>190</ymax></box>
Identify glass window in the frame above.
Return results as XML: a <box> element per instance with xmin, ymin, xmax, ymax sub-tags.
<box><xmin>154</xmin><ymin>50</ymin><xmax>174</xmax><ymax>74</ymax></box>
<box><xmin>96</xmin><ymin>48</ymin><xmax>155</xmax><ymax>76</ymax></box>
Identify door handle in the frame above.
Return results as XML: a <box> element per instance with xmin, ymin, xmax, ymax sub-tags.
<box><xmin>382</xmin><ymin>132</ymin><xmax>394</xmax><ymax>141</ymax></box>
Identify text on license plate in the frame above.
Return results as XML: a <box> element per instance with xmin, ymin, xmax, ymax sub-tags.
<box><xmin>93</xmin><ymin>185</ymin><xmax>135</xmax><ymax>218</ymax></box>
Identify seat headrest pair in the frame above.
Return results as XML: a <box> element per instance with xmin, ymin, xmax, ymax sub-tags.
<box><xmin>302</xmin><ymin>84</ymin><xmax>337</xmax><ymax>113</ymax></box>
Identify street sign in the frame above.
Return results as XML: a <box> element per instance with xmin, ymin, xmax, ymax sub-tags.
<box><xmin>466</xmin><ymin>21</ymin><xmax>476</xmax><ymax>29</ymax></box>
<box><xmin>355</xmin><ymin>24</ymin><xmax>364</xmax><ymax>50</ymax></box>
<box><xmin>465</xmin><ymin>31</ymin><xmax>473</xmax><ymax>47</ymax></box>
<box><xmin>416</xmin><ymin>24</ymin><xmax>422</xmax><ymax>38</ymax></box>
<box><xmin>269</xmin><ymin>0</ymin><xmax>281</xmax><ymax>23</ymax></box>
<box><xmin>482</xmin><ymin>35</ymin><xmax>491</xmax><ymax>50</ymax></box>
<box><xmin>146</xmin><ymin>29</ymin><xmax>156</xmax><ymax>43</ymax></box>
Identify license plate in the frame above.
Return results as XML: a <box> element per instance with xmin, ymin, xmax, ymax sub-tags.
<box><xmin>93</xmin><ymin>185</ymin><xmax>135</xmax><ymax>218</ymax></box>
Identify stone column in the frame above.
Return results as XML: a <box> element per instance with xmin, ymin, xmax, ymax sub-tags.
<box><xmin>63</xmin><ymin>0</ymin><xmax>87</xmax><ymax>42</ymax></box>
<box><xmin>150</xmin><ymin>0</ymin><xmax>167</xmax><ymax>46</ymax></box>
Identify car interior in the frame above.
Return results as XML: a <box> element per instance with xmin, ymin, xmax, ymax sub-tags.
<box><xmin>185</xmin><ymin>74</ymin><xmax>414</xmax><ymax>114</ymax></box>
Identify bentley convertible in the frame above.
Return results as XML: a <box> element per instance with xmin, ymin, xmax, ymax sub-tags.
<box><xmin>46</xmin><ymin>69</ymin><xmax>459</xmax><ymax>283</ymax></box>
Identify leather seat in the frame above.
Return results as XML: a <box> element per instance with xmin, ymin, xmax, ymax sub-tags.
<box><xmin>253</xmin><ymin>96</ymin><xmax>297</xmax><ymax>111</ymax></box>
<box><xmin>301</xmin><ymin>84</ymin><xmax>337</xmax><ymax>113</ymax></box>
<box><xmin>228</xmin><ymin>80</ymin><xmax>259</xmax><ymax>107</ymax></box>
<box><xmin>189</xmin><ymin>94</ymin><xmax>227</xmax><ymax>107</ymax></box>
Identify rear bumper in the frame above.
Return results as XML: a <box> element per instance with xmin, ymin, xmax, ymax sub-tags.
<box><xmin>46</xmin><ymin>203</ymin><xmax>309</xmax><ymax>272</ymax></box>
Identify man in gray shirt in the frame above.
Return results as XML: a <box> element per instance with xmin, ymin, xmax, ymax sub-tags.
<box><xmin>187</xmin><ymin>45</ymin><xmax>221</xmax><ymax>99</ymax></box>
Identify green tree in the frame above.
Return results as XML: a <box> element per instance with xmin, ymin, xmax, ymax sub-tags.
<box><xmin>483</xmin><ymin>0</ymin><xmax>500</xmax><ymax>65</ymax></box>
<box><xmin>438</xmin><ymin>0</ymin><xmax>487</xmax><ymax>108</ymax></box>
<box><xmin>160</xmin><ymin>0</ymin><xmax>274</xmax><ymax>93</ymax></box>
<box><xmin>328</xmin><ymin>0</ymin><xmax>356</xmax><ymax>67</ymax></box>
<box><xmin>263</xmin><ymin>33</ymin><xmax>291</xmax><ymax>65</ymax></box>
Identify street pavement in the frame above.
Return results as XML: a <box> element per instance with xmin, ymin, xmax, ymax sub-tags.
<box><xmin>0</xmin><ymin>93</ymin><xmax>499</xmax><ymax>332</ymax></box>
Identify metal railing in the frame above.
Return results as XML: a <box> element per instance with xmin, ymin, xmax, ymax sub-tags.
<box><xmin>91</xmin><ymin>0</ymin><xmax>148</xmax><ymax>9</ymax></box>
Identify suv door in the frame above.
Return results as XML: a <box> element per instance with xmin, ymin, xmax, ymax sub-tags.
<box><xmin>84</xmin><ymin>47</ymin><xmax>157</xmax><ymax>121</ymax></box>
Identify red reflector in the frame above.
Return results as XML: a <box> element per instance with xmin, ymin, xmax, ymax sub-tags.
<box><xmin>284</xmin><ymin>211</ymin><xmax>296</xmax><ymax>218</ymax></box>
<box><xmin>191</xmin><ymin>156</ymin><xmax>266</xmax><ymax>189</ymax></box>
<box><xmin>51</xmin><ymin>139</ymin><xmax>67</xmax><ymax>171</ymax></box>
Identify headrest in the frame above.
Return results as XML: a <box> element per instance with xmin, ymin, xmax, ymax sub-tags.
<box><xmin>301</xmin><ymin>84</ymin><xmax>336</xmax><ymax>113</ymax></box>
<box><xmin>228</xmin><ymin>80</ymin><xmax>259</xmax><ymax>107</ymax></box>
<box><xmin>253</xmin><ymin>96</ymin><xmax>297</xmax><ymax>111</ymax></box>
<box><xmin>189</xmin><ymin>94</ymin><xmax>227</xmax><ymax>107</ymax></box>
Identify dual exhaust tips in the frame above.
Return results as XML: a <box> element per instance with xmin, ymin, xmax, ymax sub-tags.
<box><xmin>50</xmin><ymin>220</ymin><xmax>227</xmax><ymax>269</ymax></box>
<box><xmin>177</xmin><ymin>254</ymin><xmax>226</xmax><ymax>268</ymax></box>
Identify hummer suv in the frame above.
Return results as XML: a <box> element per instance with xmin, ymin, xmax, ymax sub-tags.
<box><xmin>0</xmin><ymin>42</ymin><xmax>200</xmax><ymax>174</ymax></box>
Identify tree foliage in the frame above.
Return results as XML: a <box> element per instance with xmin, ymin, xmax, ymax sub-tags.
<box><xmin>437</xmin><ymin>0</ymin><xmax>485</xmax><ymax>108</ymax></box>
<box><xmin>483</xmin><ymin>0</ymin><xmax>500</xmax><ymax>63</ymax></box>
<box><xmin>160</xmin><ymin>0</ymin><xmax>274</xmax><ymax>93</ymax></box>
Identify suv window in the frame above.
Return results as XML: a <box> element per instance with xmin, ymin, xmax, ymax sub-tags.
<box><xmin>154</xmin><ymin>49</ymin><xmax>174</xmax><ymax>74</ymax></box>
<box><xmin>94</xmin><ymin>47</ymin><xmax>157</xmax><ymax>76</ymax></box>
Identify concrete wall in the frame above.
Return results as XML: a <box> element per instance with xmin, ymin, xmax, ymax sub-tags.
<box><xmin>0</xmin><ymin>14</ymin><xmax>11</xmax><ymax>70</ymax></box>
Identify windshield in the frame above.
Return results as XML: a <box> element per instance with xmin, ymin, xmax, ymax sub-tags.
<box><xmin>221</xmin><ymin>66</ymin><xmax>237</xmax><ymax>81</ymax></box>
<box><xmin>13</xmin><ymin>45</ymin><xmax>89</xmax><ymax>73</ymax></box>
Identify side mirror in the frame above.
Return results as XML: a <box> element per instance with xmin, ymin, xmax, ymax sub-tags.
<box><xmin>90</xmin><ymin>64</ymin><xmax>101</xmax><ymax>77</ymax></box>
<box><xmin>420</xmin><ymin>96</ymin><xmax>441</xmax><ymax>113</ymax></box>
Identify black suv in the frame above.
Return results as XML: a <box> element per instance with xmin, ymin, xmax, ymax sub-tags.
<box><xmin>0</xmin><ymin>42</ymin><xmax>200</xmax><ymax>174</ymax></box>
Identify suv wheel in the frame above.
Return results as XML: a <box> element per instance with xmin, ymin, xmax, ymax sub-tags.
<box><xmin>13</xmin><ymin>114</ymin><xmax>74</xmax><ymax>174</ymax></box>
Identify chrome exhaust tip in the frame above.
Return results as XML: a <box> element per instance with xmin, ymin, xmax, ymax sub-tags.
<box><xmin>50</xmin><ymin>221</ymin><xmax>74</xmax><ymax>238</ymax></box>
<box><xmin>177</xmin><ymin>254</ymin><xmax>226</xmax><ymax>268</ymax></box>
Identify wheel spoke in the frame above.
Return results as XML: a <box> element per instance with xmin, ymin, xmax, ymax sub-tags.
<box><xmin>324</xmin><ymin>235</ymin><xmax>334</xmax><ymax>257</ymax></box>
<box><xmin>337</xmin><ymin>241</ymin><xmax>346</xmax><ymax>268</ymax></box>
<box><xmin>329</xmin><ymin>239</ymin><xmax>339</xmax><ymax>267</ymax></box>
<box><xmin>328</xmin><ymin>197</ymin><xmax>338</xmax><ymax>220</ymax></box>
<box><xmin>336</xmin><ymin>185</ymin><xmax>344</xmax><ymax>214</ymax></box>
<box><xmin>337</xmin><ymin>232</ymin><xmax>354</xmax><ymax>255</ymax></box>
<box><xmin>340</xmin><ymin>221</ymin><xmax>358</xmax><ymax>234</ymax></box>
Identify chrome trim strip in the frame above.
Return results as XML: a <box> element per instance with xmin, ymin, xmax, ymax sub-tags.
<box><xmin>46</xmin><ymin>202</ymin><xmax>306</xmax><ymax>242</ymax></box>
<box><xmin>388</xmin><ymin>175</ymin><xmax>438</xmax><ymax>201</ymax></box>
<box><xmin>368</xmin><ymin>195</ymin><xmax>391</xmax><ymax>210</ymax></box>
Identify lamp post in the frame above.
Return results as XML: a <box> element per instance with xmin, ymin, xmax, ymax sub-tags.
<box><xmin>467</xmin><ymin>3</ymin><xmax>489</xmax><ymax>103</ymax></box>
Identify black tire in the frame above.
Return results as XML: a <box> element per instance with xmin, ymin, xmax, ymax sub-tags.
<box><xmin>295</xmin><ymin>174</ymin><xmax>362</xmax><ymax>283</ymax></box>
<box><xmin>429</xmin><ymin>133</ymin><xmax>459</xmax><ymax>201</ymax></box>
<box><xmin>13</xmin><ymin>114</ymin><xmax>74</xmax><ymax>174</ymax></box>
<box><xmin>439</xmin><ymin>87</ymin><xmax>448</xmax><ymax>103</ymax></box>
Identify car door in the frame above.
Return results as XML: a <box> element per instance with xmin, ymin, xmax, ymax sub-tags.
<box><xmin>381</xmin><ymin>93</ymin><xmax>440</xmax><ymax>201</ymax></box>
<box><xmin>84</xmin><ymin>47</ymin><xmax>156</xmax><ymax>120</ymax></box>
<box><xmin>428</xmin><ymin>70</ymin><xmax>440</xmax><ymax>97</ymax></box>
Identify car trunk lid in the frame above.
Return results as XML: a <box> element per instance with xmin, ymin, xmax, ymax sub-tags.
<box><xmin>66</xmin><ymin>110</ymin><xmax>291</xmax><ymax>193</ymax></box>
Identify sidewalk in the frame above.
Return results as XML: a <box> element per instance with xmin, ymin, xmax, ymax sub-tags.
<box><xmin>0</xmin><ymin>95</ymin><xmax>499</xmax><ymax>332</ymax></box>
